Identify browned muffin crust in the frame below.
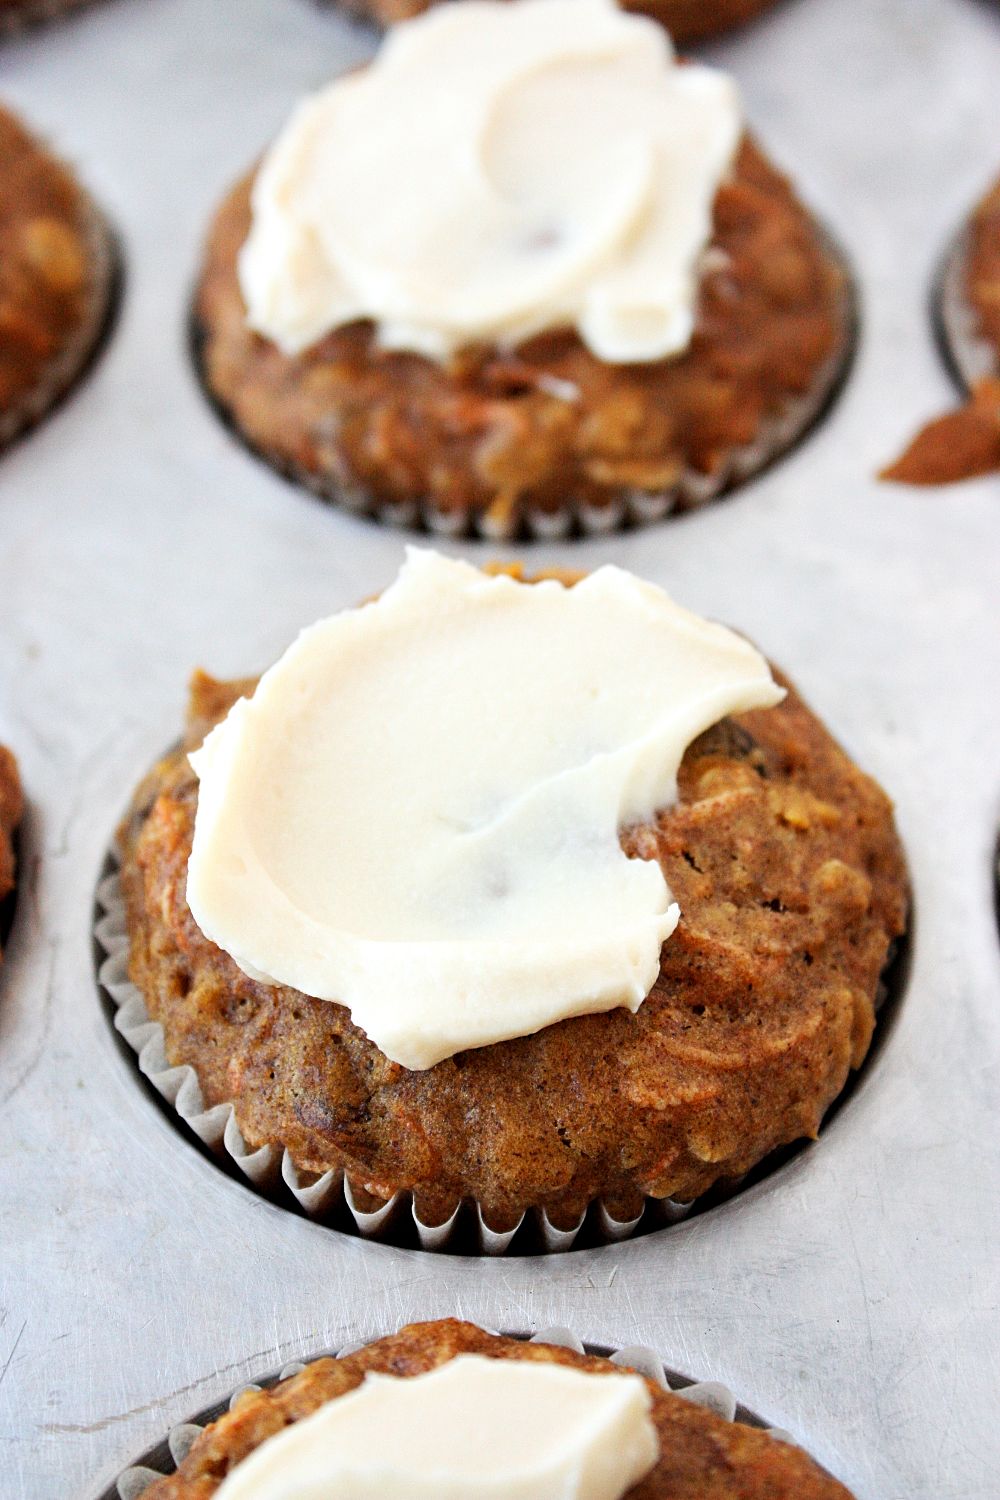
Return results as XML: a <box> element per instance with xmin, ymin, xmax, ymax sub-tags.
<box><xmin>142</xmin><ymin>1321</ymin><xmax>854</xmax><ymax>1500</ymax></box>
<box><xmin>325</xmin><ymin>0</ymin><xmax>780</xmax><ymax>45</ymax></box>
<box><xmin>0</xmin><ymin>745</ymin><xmax>23</xmax><ymax>954</ymax></box>
<box><xmin>195</xmin><ymin>135</ymin><xmax>847</xmax><ymax>534</ymax></box>
<box><xmin>0</xmin><ymin>107</ymin><xmax>113</xmax><ymax>447</ymax></box>
<box><xmin>117</xmin><ymin>603</ymin><xmax>908</xmax><ymax>1229</ymax></box>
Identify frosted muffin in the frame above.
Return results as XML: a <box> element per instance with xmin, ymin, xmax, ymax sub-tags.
<box><xmin>323</xmin><ymin>0</ymin><xmax>782</xmax><ymax>44</ymax></box>
<box><xmin>0</xmin><ymin>106</ymin><xmax>116</xmax><ymax>450</ymax></box>
<box><xmin>130</xmin><ymin>1321</ymin><xmax>855</xmax><ymax>1500</ymax></box>
<box><xmin>0</xmin><ymin>746</ymin><xmax>23</xmax><ymax>956</ymax></box>
<box><xmin>195</xmin><ymin>0</ymin><xmax>851</xmax><ymax>538</ymax></box>
<box><xmin>882</xmin><ymin>172</ymin><xmax>1000</xmax><ymax>486</ymax></box>
<box><xmin>113</xmin><ymin>555</ymin><xmax>908</xmax><ymax>1239</ymax></box>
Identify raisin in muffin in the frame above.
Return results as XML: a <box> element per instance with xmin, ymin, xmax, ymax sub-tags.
<box><xmin>0</xmin><ymin>106</ymin><xmax>116</xmax><ymax>449</ymax></box>
<box><xmin>138</xmin><ymin>1321</ymin><xmax>855</xmax><ymax>1500</ymax></box>
<box><xmin>116</xmin><ymin>574</ymin><xmax>908</xmax><ymax>1234</ymax></box>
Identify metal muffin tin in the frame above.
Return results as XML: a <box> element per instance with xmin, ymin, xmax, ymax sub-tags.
<box><xmin>0</xmin><ymin>1</ymin><xmax>998</xmax><ymax>1498</ymax></box>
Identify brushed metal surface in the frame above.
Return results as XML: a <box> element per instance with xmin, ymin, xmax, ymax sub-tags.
<box><xmin>0</xmin><ymin>0</ymin><xmax>998</xmax><ymax>1497</ymax></box>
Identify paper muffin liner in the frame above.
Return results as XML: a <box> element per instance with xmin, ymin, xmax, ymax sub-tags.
<box><xmin>95</xmin><ymin>843</ymin><xmax>905</xmax><ymax>1257</ymax></box>
<box><xmin>933</xmin><ymin>224</ymin><xmax>998</xmax><ymax>393</ymax></box>
<box><xmin>105</xmin><ymin>1328</ymin><xmax>795</xmax><ymax>1500</ymax></box>
<box><xmin>0</xmin><ymin>177</ymin><xmax>121</xmax><ymax>452</ymax></box>
<box><xmin>189</xmin><ymin>219</ymin><xmax>857</xmax><ymax>541</ymax></box>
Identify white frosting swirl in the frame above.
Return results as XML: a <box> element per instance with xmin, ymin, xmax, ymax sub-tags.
<box><xmin>186</xmin><ymin>552</ymin><xmax>782</xmax><ymax>1071</ymax></box>
<box><xmin>238</xmin><ymin>0</ymin><xmax>742</xmax><ymax>363</ymax></box>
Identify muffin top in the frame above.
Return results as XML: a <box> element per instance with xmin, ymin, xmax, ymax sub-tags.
<box><xmin>140</xmin><ymin>1320</ymin><xmax>855</xmax><ymax>1500</ymax></box>
<box><xmin>118</xmin><ymin>564</ymin><xmax>908</xmax><ymax>1229</ymax></box>
<box><xmin>0</xmin><ymin>106</ymin><xmax>107</xmax><ymax>437</ymax></box>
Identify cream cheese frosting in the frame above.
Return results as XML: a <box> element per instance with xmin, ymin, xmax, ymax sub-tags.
<box><xmin>238</xmin><ymin>0</ymin><xmax>742</xmax><ymax>363</ymax></box>
<box><xmin>186</xmin><ymin>551</ymin><xmax>782</xmax><ymax>1071</ymax></box>
<box><xmin>213</xmin><ymin>1355</ymin><xmax>659</xmax><ymax>1500</ymax></box>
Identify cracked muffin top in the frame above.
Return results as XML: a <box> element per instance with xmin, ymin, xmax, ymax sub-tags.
<box><xmin>116</xmin><ymin>566</ymin><xmax>908</xmax><ymax>1232</ymax></box>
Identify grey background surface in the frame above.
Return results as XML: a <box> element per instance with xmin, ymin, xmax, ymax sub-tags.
<box><xmin>1</xmin><ymin>0</ymin><xmax>998</xmax><ymax>1495</ymax></box>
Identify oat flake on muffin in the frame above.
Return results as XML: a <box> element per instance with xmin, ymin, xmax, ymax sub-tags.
<box><xmin>116</xmin><ymin>558</ymin><xmax>908</xmax><ymax>1233</ymax></box>
<box><xmin>136</xmin><ymin>1321</ymin><xmax>856</xmax><ymax>1500</ymax></box>
<box><xmin>194</xmin><ymin>0</ymin><xmax>852</xmax><ymax>537</ymax></box>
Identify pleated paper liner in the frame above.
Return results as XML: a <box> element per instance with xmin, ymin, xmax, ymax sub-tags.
<box><xmin>94</xmin><ymin>840</ymin><xmax>910</xmax><ymax>1256</ymax></box>
<box><xmin>102</xmin><ymin>1329</ymin><xmax>797</xmax><ymax>1500</ymax></box>
<box><xmin>933</xmin><ymin>224</ymin><xmax>998</xmax><ymax>395</ymax></box>
<box><xmin>0</xmin><ymin>192</ymin><xmax>123</xmax><ymax>453</ymax></box>
<box><xmin>188</xmin><ymin>219</ymin><xmax>858</xmax><ymax>541</ymax></box>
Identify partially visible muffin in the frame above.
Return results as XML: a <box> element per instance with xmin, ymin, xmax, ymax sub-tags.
<box><xmin>322</xmin><ymin>0</ymin><xmax>782</xmax><ymax>44</ymax></box>
<box><xmin>139</xmin><ymin>1320</ymin><xmax>855</xmax><ymax>1499</ymax></box>
<box><xmin>0</xmin><ymin>746</ymin><xmax>23</xmax><ymax>955</ymax></box>
<box><xmin>882</xmin><ymin>173</ymin><xmax>1000</xmax><ymax>486</ymax></box>
<box><xmin>967</xmin><ymin>172</ymin><xmax>1000</xmax><ymax>364</ymax></box>
<box><xmin>117</xmin><ymin>569</ymin><xmax>908</xmax><ymax>1232</ymax></box>
<box><xmin>0</xmin><ymin>0</ymin><xmax>100</xmax><ymax>35</ymax></box>
<box><xmin>0</xmin><ymin>106</ymin><xmax>115</xmax><ymax>450</ymax></box>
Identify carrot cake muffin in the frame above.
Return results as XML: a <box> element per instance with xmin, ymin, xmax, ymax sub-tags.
<box><xmin>134</xmin><ymin>1321</ymin><xmax>854</xmax><ymax>1500</ymax></box>
<box><xmin>114</xmin><ymin>554</ymin><xmax>908</xmax><ymax>1236</ymax></box>
<box><xmin>0</xmin><ymin>106</ymin><xmax>116</xmax><ymax>450</ymax></box>
<box><xmin>195</xmin><ymin>0</ymin><xmax>851</xmax><ymax>538</ymax></box>
<box><xmin>882</xmin><ymin>173</ymin><xmax>1000</xmax><ymax>485</ymax></box>
<box><xmin>0</xmin><ymin>746</ymin><xmax>23</xmax><ymax>956</ymax></box>
<box><xmin>323</xmin><ymin>0</ymin><xmax>782</xmax><ymax>44</ymax></box>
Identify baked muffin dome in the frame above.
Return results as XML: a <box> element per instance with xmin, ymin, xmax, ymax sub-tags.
<box><xmin>321</xmin><ymin>0</ymin><xmax>782</xmax><ymax>45</ymax></box>
<box><xmin>117</xmin><ymin>603</ymin><xmax>908</xmax><ymax>1232</ymax></box>
<box><xmin>0</xmin><ymin>745</ymin><xmax>23</xmax><ymax>957</ymax></box>
<box><xmin>194</xmin><ymin>12</ymin><xmax>852</xmax><ymax>540</ymax></box>
<box><xmin>136</xmin><ymin>1320</ymin><xmax>855</xmax><ymax>1500</ymax></box>
<box><xmin>0</xmin><ymin>106</ymin><xmax>116</xmax><ymax>450</ymax></box>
